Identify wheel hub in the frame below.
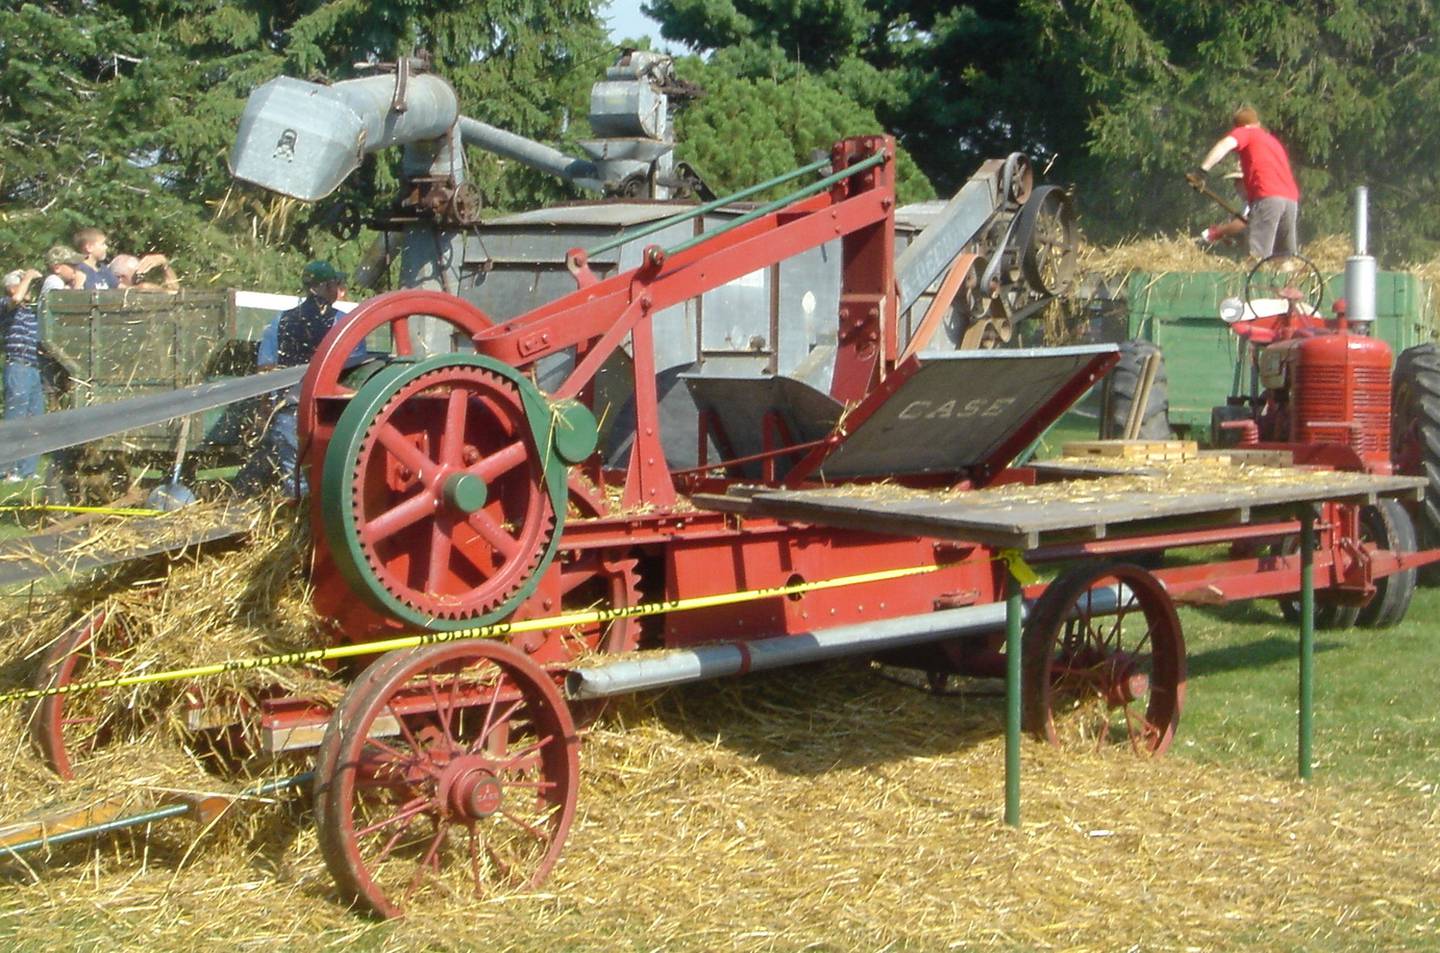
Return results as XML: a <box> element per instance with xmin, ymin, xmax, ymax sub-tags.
<box><xmin>1101</xmin><ymin>651</ymin><xmax>1149</xmax><ymax>707</ymax></box>
<box><xmin>444</xmin><ymin>762</ymin><xmax>504</xmax><ymax>820</ymax></box>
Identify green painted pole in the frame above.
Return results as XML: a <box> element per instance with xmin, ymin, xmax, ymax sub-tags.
<box><xmin>584</xmin><ymin>157</ymin><xmax>830</xmax><ymax>257</ymax></box>
<box><xmin>1005</xmin><ymin>570</ymin><xmax>1023</xmax><ymax>826</ymax></box>
<box><xmin>1299</xmin><ymin>506</ymin><xmax>1315</xmax><ymax>780</ymax></box>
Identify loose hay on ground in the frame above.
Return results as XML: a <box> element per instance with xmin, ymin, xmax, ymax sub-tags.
<box><xmin>0</xmin><ymin>505</ymin><xmax>1435</xmax><ymax>950</ymax></box>
<box><xmin>0</xmin><ymin>663</ymin><xmax>1435</xmax><ymax>950</ymax></box>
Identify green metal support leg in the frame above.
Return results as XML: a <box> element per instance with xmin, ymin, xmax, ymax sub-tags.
<box><xmin>1005</xmin><ymin>570</ymin><xmax>1022</xmax><ymax>826</ymax></box>
<box><xmin>1299</xmin><ymin>506</ymin><xmax>1315</xmax><ymax>780</ymax></box>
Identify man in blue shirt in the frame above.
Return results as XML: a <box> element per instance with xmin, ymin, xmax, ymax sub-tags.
<box><xmin>1</xmin><ymin>268</ymin><xmax>46</xmax><ymax>481</ymax></box>
<box><xmin>234</xmin><ymin>260</ymin><xmax>347</xmax><ymax>497</ymax></box>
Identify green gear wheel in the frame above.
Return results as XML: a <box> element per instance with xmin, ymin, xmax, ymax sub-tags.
<box><xmin>321</xmin><ymin>354</ymin><xmax>592</xmax><ymax>630</ymax></box>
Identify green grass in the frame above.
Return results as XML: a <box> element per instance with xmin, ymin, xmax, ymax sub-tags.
<box><xmin>1173</xmin><ymin>588</ymin><xmax>1440</xmax><ymax>789</ymax></box>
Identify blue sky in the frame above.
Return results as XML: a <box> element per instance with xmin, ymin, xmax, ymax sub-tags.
<box><xmin>602</xmin><ymin>0</ymin><xmax>666</xmax><ymax>46</ymax></box>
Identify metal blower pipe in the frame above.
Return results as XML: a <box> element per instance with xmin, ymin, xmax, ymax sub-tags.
<box><xmin>565</xmin><ymin>586</ymin><xmax>1126</xmax><ymax>700</ymax></box>
<box><xmin>1345</xmin><ymin>186</ymin><xmax>1377</xmax><ymax>324</ymax></box>
<box><xmin>457</xmin><ymin>117</ymin><xmax>602</xmax><ymax>192</ymax></box>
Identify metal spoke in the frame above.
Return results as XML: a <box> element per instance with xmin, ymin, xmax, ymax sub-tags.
<box><xmin>376</xmin><ymin>423</ymin><xmax>434</xmax><ymax>479</ymax></box>
<box><xmin>354</xmin><ymin>796</ymin><xmax>431</xmax><ymax>839</ymax></box>
<box><xmin>469</xmin><ymin>440</ymin><xmax>528</xmax><ymax>484</ymax></box>
<box><xmin>392</xmin><ymin>317</ymin><xmax>413</xmax><ymax>357</ymax></box>
<box><xmin>426</xmin><ymin>513</ymin><xmax>455</xmax><ymax>593</ymax></box>
<box><xmin>475</xmin><ymin>696</ymin><xmax>523</xmax><ymax>756</ymax></box>
<box><xmin>403</xmin><ymin>818</ymin><xmax>450</xmax><ymax>902</ymax></box>
<box><xmin>359</xmin><ymin>490</ymin><xmax>437</xmax><ymax>546</ymax></box>
<box><xmin>371</xmin><ymin>808</ymin><xmax>424</xmax><ymax>867</ymax></box>
<box><xmin>463</xmin><ymin>510</ymin><xmax>521</xmax><ymax>562</ymax></box>
<box><xmin>438</xmin><ymin>388</ymin><xmax>469</xmax><ymax>468</ymax></box>
<box><xmin>498</xmin><ymin>807</ymin><xmax>552</xmax><ymax>842</ymax></box>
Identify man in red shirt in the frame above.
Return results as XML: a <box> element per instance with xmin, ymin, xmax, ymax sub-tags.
<box><xmin>1187</xmin><ymin>106</ymin><xmax>1300</xmax><ymax>259</ymax></box>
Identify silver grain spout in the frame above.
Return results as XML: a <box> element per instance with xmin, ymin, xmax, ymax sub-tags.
<box><xmin>230</xmin><ymin>74</ymin><xmax>461</xmax><ymax>201</ymax></box>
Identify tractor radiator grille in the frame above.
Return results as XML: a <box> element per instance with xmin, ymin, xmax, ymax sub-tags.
<box><xmin>1296</xmin><ymin>364</ymin><xmax>1390</xmax><ymax>455</ymax></box>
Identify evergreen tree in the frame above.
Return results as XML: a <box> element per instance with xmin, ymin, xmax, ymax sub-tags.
<box><xmin>672</xmin><ymin>57</ymin><xmax>934</xmax><ymax>205</ymax></box>
<box><xmin>0</xmin><ymin>0</ymin><xmax>612</xmax><ymax>288</ymax></box>
<box><xmin>646</xmin><ymin>0</ymin><xmax>1440</xmax><ymax>263</ymax></box>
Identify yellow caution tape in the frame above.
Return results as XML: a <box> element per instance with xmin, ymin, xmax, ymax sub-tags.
<box><xmin>999</xmin><ymin>548</ymin><xmax>1038</xmax><ymax>586</ymax></box>
<box><xmin>1</xmin><ymin>561</ymin><xmax>945</xmax><ymax>704</ymax></box>
<box><xmin>0</xmin><ymin>504</ymin><xmax>166</xmax><ymax>518</ymax></box>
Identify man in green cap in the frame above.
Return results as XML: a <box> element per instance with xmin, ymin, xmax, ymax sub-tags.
<box><xmin>40</xmin><ymin>245</ymin><xmax>86</xmax><ymax>299</ymax></box>
<box><xmin>235</xmin><ymin>260</ymin><xmax>348</xmax><ymax>496</ymax></box>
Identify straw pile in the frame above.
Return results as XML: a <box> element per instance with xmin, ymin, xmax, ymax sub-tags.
<box><xmin>0</xmin><ymin>505</ymin><xmax>1435</xmax><ymax>950</ymax></box>
<box><xmin>1079</xmin><ymin>232</ymin><xmax>1440</xmax><ymax>341</ymax></box>
<box><xmin>1078</xmin><ymin>233</ymin><xmax>1355</xmax><ymax>291</ymax></box>
<box><xmin>0</xmin><ymin>502</ymin><xmax>332</xmax><ymax>825</ymax></box>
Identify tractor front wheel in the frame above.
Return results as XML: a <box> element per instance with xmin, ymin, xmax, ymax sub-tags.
<box><xmin>1355</xmin><ymin>499</ymin><xmax>1418</xmax><ymax>628</ymax></box>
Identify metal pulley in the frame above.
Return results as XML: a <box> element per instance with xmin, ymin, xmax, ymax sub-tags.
<box><xmin>319</xmin><ymin>353</ymin><xmax>597</xmax><ymax>629</ymax></box>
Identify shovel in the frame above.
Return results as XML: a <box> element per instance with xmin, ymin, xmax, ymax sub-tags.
<box><xmin>146</xmin><ymin>416</ymin><xmax>197</xmax><ymax>511</ymax></box>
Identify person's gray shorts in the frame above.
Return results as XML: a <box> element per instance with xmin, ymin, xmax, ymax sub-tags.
<box><xmin>1249</xmin><ymin>196</ymin><xmax>1299</xmax><ymax>258</ymax></box>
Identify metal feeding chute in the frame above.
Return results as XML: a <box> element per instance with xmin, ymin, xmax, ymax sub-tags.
<box><xmin>0</xmin><ymin>367</ymin><xmax>305</xmax><ymax>471</ymax></box>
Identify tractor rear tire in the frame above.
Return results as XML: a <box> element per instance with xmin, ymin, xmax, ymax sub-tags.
<box><xmin>1100</xmin><ymin>340</ymin><xmax>1173</xmax><ymax>440</ymax></box>
<box><xmin>1355</xmin><ymin>499</ymin><xmax>1418</xmax><ymax>628</ymax></box>
<box><xmin>1393</xmin><ymin>343</ymin><xmax>1440</xmax><ymax>583</ymax></box>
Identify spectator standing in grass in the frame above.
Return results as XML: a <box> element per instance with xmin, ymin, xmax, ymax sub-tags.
<box><xmin>1</xmin><ymin>267</ymin><xmax>46</xmax><ymax>481</ymax></box>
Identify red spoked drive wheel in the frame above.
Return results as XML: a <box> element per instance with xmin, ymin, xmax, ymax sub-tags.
<box><xmin>299</xmin><ymin>290</ymin><xmax>496</xmax><ymax>448</ymax></box>
<box><xmin>324</xmin><ymin>359</ymin><xmax>560</xmax><ymax>626</ymax></box>
<box><xmin>29</xmin><ymin>606</ymin><xmax>136</xmax><ymax>780</ymax></box>
<box><xmin>315</xmin><ymin>641</ymin><xmax>579</xmax><ymax>918</ymax></box>
<box><xmin>1022</xmin><ymin>563</ymin><xmax>1186</xmax><ymax>755</ymax></box>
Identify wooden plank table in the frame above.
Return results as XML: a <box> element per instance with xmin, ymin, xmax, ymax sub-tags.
<box><xmin>698</xmin><ymin>465</ymin><xmax>1429</xmax><ymax>823</ymax></box>
<box><xmin>697</xmin><ymin>469</ymin><xmax>1428</xmax><ymax>550</ymax></box>
<box><xmin>0</xmin><ymin>503</ymin><xmax>258</xmax><ymax>589</ymax></box>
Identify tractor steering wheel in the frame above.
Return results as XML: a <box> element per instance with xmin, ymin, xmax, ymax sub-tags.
<box><xmin>1244</xmin><ymin>254</ymin><xmax>1325</xmax><ymax>319</ymax></box>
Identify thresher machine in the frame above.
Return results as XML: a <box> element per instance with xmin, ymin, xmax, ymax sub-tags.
<box><xmin>7</xmin><ymin>61</ymin><xmax>1434</xmax><ymax>918</ymax></box>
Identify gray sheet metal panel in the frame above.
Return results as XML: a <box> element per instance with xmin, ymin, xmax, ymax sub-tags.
<box><xmin>817</xmin><ymin>345</ymin><xmax>1115</xmax><ymax>480</ymax></box>
<box><xmin>462</xmin><ymin>265</ymin><xmax>586</xmax><ymax>322</ymax></box>
<box><xmin>0</xmin><ymin>367</ymin><xmax>306</xmax><ymax>469</ymax></box>
<box><xmin>459</xmin><ymin>213</ymin><xmax>699</xmax><ymax>371</ymax></box>
<box><xmin>680</xmin><ymin>374</ymin><xmax>842</xmax><ymax>477</ymax></box>
<box><xmin>618</xmin><ymin>234</ymin><xmax>697</xmax><ymax>372</ymax></box>
<box><xmin>894</xmin><ymin>179</ymin><xmax>998</xmax><ymax>315</ymax></box>
<box><xmin>776</xmin><ymin>240</ymin><xmax>840</xmax><ymax>381</ymax></box>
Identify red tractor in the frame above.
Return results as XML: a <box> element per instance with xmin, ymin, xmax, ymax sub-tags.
<box><xmin>1209</xmin><ymin>254</ymin><xmax>1428</xmax><ymax>626</ymax></box>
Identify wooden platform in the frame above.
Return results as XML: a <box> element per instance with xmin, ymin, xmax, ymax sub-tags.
<box><xmin>696</xmin><ymin>469</ymin><xmax>1428</xmax><ymax>550</ymax></box>
<box><xmin>1062</xmin><ymin>439</ymin><xmax>1199</xmax><ymax>462</ymax></box>
<box><xmin>0</xmin><ymin>503</ymin><xmax>258</xmax><ymax>589</ymax></box>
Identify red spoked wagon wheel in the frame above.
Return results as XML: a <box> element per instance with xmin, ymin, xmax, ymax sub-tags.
<box><xmin>316</xmin><ymin>640</ymin><xmax>579</xmax><ymax>918</ymax></box>
<box><xmin>1021</xmin><ymin>563</ymin><xmax>1186</xmax><ymax>755</ymax></box>
<box><xmin>298</xmin><ymin>290</ymin><xmax>496</xmax><ymax>448</ymax></box>
<box><xmin>29</xmin><ymin>606</ymin><xmax>136</xmax><ymax>779</ymax></box>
